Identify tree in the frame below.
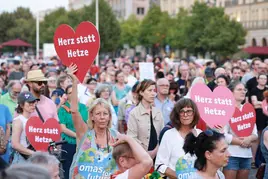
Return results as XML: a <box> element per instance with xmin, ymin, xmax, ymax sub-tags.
<box><xmin>167</xmin><ymin>8</ymin><xmax>189</xmax><ymax>50</ymax></box>
<box><xmin>40</xmin><ymin>7</ymin><xmax>69</xmax><ymax>46</ymax></box>
<box><xmin>0</xmin><ymin>7</ymin><xmax>36</xmax><ymax>46</ymax></box>
<box><xmin>179</xmin><ymin>2</ymin><xmax>246</xmax><ymax>57</ymax></box>
<box><xmin>120</xmin><ymin>14</ymin><xmax>140</xmax><ymax>48</ymax></box>
<box><xmin>139</xmin><ymin>4</ymin><xmax>171</xmax><ymax>55</ymax></box>
<box><xmin>6</xmin><ymin>7</ymin><xmax>36</xmax><ymax>46</ymax></box>
<box><xmin>80</xmin><ymin>0</ymin><xmax>121</xmax><ymax>53</ymax></box>
<box><xmin>0</xmin><ymin>12</ymin><xmax>15</xmax><ymax>43</ymax></box>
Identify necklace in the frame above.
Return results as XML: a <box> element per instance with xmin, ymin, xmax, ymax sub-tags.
<box><xmin>95</xmin><ymin>129</ymin><xmax>110</xmax><ymax>160</ymax></box>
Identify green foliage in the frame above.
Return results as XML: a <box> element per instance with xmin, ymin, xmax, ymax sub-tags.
<box><xmin>139</xmin><ymin>5</ymin><xmax>171</xmax><ymax>48</ymax></box>
<box><xmin>120</xmin><ymin>14</ymin><xmax>140</xmax><ymax>48</ymax></box>
<box><xmin>80</xmin><ymin>0</ymin><xmax>121</xmax><ymax>53</ymax></box>
<box><xmin>40</xmin><ymin>7</ymin><xmax>69</xmax><ymax>46</ymax></box>
<box><xmin>175</xmin><ymin>2</ymin><xmax>246</xmax><ymax>56</ymax></box>
<box><xmin>40</xmin><ymin>0</ymin><xmax>120</xmax><ymax>53</ymax></box>
<box><xmin>0</xmin><ymin>7</ymin><xmax>35</xmax><ymax>46</ymax></box>
<box><xmin>0</xmin><ymin>12</ymin><xmax>15</xmax><ymax>43</ymax></box>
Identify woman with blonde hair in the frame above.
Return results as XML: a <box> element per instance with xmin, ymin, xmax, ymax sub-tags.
<box><xmin>68</xmin><ymin>64</ymin><xmax>118</xmax><ymax>179</ymax></box>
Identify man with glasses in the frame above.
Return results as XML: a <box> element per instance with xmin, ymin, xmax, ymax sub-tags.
<box><xmin>0</xmin><ymin>80</ymin><xmax>22</xmax><ymax>117</ymax></box>
<box><xmin>154</xmin><ymin>78</ymin><xmax>174</xmax><ymax>125</ymax></box>
<box><xmin>25</xmin><ymin>70</ymin><xmax>59</xmax><ymax>121</ymax></box>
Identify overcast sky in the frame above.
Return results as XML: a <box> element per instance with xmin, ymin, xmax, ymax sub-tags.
<box><xmin>1</xmin><ymin>0</ymin><xmax>69</xmax><ymax>13</ymax></box>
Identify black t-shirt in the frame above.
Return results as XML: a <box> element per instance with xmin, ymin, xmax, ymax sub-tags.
<box><xmin>250</xmin><ymin>87</ymin><xmax>267</xmax><ymax>102</ymax></box>
<box><xmin>246</xmin><ymin>77</ymin><xmax>258</xmax><ymax>94</ymax></box>
<box><xmin>247</xmin><ymin>75</ymin><xmax>268</xmax><ymax>103</ymax></box>
<box><xmin>207</xmin><ymin>80</ymin><xmax>217</xmax><ymax>91</ymax></box>
<box><xmin>177</xmin><ymin>79</ymin><xmax>186</xmax><ymax>95</ymax></box>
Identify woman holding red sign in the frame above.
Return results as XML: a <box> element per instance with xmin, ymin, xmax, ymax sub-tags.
<box><xmin>11</xmin><ymin>92</ymin><xmax>37</xmax><ymax>163</ymax></box>
<box><xmin>68</xmin><ymin>64</ymin><xmax>118</xmax><ymax>179</ymax></box>
<box><xmin>223</xmin><ymin>81</ymin><xmax>258</xmax><ymax>179</ymax></box>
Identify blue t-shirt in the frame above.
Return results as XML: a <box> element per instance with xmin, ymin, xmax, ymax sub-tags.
<box><xmin>0</xmin><ymin>104</ymin><xmax>12</xmax><ymax>162</ymax></box>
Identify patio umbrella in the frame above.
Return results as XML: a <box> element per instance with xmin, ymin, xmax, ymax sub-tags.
<box><xmin>1</xmin><ymin>39</ymin><xmax>32</xmax><ymax>47</ymax></box>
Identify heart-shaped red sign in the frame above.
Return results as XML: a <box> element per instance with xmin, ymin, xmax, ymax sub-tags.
<box><xmin>190</xmin><ymin>84</ymin><xmax>235</xmax><ymax>128</ymax></box>
<box><xmin>54</xmin><ymin>21</ymin><xmax>100</xmax><ymax>82</ymax></box>
<box><xmin>229</xmin><ymin>103</ymin><xmax>256</xmax><ymax>137</ymax></box>
<box><xmin>25</xmin><ymin>117</ymin><xmax>61</xmax><ymax>151</ymax></box>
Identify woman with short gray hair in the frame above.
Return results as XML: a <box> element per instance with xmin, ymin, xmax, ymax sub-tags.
<box><xmin>0</xmin><ymin>163</ymin><xmax>50</xmax><ymax>179</ymax></box>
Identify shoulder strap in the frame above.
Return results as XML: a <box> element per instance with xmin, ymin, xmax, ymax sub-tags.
<box><xmin>62</xmin><ymin>105</ymin><xmax>71</xmax><ymax>113</ymax></box>
<box><xmin>35</xmin><ymin>106</ymin><xmax>45</xmax><ymax>123</ymax></box>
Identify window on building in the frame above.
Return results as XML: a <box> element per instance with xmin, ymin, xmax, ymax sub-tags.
<box><xmin>263</xmin><ymin>38</ymin><xmax>267</xmax><ymax>46</ymax></box>
<box><xmin>137</xmin><ymin>7</ymin><xmax>145</xmax><ymax>15</ymax></box>
<box><xmin>252</xmin><ymin>38</ymin><xmax>257</xmax><ymax>47</ymax></box>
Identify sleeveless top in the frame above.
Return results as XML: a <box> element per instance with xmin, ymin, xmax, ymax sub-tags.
<box><xmin>260</xmin><ymin>126</ymin><xmax>268</xmax><ymax>178</ymax></box>
<box><xmin>69</xmin><ymin>128</ymin><xmax>118</xmax><ymax>179</ymax></box>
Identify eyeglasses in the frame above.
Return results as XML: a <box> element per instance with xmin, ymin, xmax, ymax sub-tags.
<box><xmin>179</xmin><ymin>109</ymin><xmax>194</xmax><ymax>116</ymax></box>
<box><xmin>89</xmin><ymin>82</ymin><xmax>97</xmax><ymax>85</ymax></box>
<box><xmin>12</xmin><ymin>91</ymin><xmax>20</xmax><ymax>95</ymax></box>
<box><xmin>158</xmin><ymin>84</ymin><xmax>170</xmax><ymax>87</ymax></box>
<box><xmin>204</xmin><ymin>129</ymin><xmax>214</xmax><ymax>137</ymax></box>
<box><xmin>33</xmin><ymin>81</ymin><xmax>47</xmax><ymax>86</ymax></box>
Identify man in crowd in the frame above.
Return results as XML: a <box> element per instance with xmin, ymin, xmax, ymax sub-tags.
<box><xmin>8</xmin><ymin>60</ymin><xmax>24</xmax><ymax>80</ymax></box>
<box><xmin>207</xmin><ymin>67</ymin><xmax>226</xmax><ymax>91</ymax></box>
<box><xmin>154</xmin><ymin>78</ymin><xmax>174</xmax><ymax>125</ymax></box>
<box><xmin>247</xmin><ymin>62</ymin><xmax>267</xmax><ymax>102</ymax></box>
<box><xmin>176</xmin><ymin>64</ymin><xmax>189</xmax><ymax>96</ymax></box>
<box><xmin>242</xmin><ymin>57</ymin><xmax>262</xmax><ymax>85</ymax></box>
<box><xmin>0</xmin><ymin>80</ymin><xmax>22</xmax><ymax>117</ymax></box>
<box><xmin>231</xmin><ymin>66</ymin><xmax>242</xmax><ymax>82</ymax></box>
<box><xmin>25</xmin><ymin>69</ymin><xmax>59</xmax><ymax>121</ymax></box>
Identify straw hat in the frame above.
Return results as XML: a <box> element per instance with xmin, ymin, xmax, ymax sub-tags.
<box><xmin>25</xmin><ymin>70</ymin><xmax>49</xmax><ymax>82</ymax></box>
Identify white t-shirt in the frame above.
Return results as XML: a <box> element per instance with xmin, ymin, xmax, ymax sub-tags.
<box><xmin>115</xmin><ymin>170</ymin><xmax>129</xmax><ymax>179</ymax></box>
<box><xmin>224</xmin><ymin>123</ymin><xmax>258</xmax><ymax>158</ymax></box>
<box><xmin>155</xmin><ymin>128</ymin><xmax>202</xmax><ymax>178</ymax></box>
<box><xmin>13</xmin><ymin>115</ymin><xmax>28</xmax><ymax>147</ymax></box>
<box><xmin>188</xmin><ymin>170</ymin><xmax>225</xmax><ymax>179</ymax></box>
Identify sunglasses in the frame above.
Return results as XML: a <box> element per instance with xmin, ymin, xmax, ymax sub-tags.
<box><xmin>33</xmin><ymin>81</ymin><xmax>47</xmax><ymax>86</ymax></box>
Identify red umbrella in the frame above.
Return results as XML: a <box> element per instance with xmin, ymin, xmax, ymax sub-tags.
<box><xmin>1</xmin><ymin>39</ymin><xmax>32</xmax><ymax>47</ymax></box>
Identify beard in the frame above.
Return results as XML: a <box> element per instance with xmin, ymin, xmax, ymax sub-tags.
<box><xmin>33</xmin><ymin>86</ymin><xmax>45</xmax><ymax>95</ymax></box>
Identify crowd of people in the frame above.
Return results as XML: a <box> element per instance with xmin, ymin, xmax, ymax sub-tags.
<box><xmin>0</xmin><ymin>54</ymin><xmax>267</xmax><ymax>179</ymax></box>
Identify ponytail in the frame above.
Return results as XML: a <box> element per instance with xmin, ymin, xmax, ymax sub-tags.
<box><xmin>183</xmin><ymin>130</ymin><xmax>225</xmax><ymax>171</ymax></box>
<box><xmin>15</xmin><ymin>104</ymin><xmax>23</xmax><ymax>114</ymax></box>
<box><xmin>183</xmin><ymin>132</ymin><xmax>197</xmax><ymax>155</ymax></box>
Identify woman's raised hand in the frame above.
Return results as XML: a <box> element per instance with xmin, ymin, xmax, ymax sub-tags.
<box><xmin>67</xmin><ymin>63</ymin><xmax>78</xmax><ymax>82</ymax></box>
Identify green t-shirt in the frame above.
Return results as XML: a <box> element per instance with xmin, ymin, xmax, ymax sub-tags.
<box><xmin>0</xmin><ymin>93</ymin><xmax>17</xmax><ymax>117</ymax></box>
<box><xmin>58</xmin><ymin>102</ymin><xmax>88</xmax><ymax>144</ymax></box>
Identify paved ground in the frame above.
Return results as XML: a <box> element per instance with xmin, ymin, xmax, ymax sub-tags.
<box><xmin>249</xmin><ymin>168</ymin><xmax>258</xmax><ymax>179</ymax></box>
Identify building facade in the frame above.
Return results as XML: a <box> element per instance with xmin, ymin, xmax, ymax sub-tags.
<box><xmin>216</xmin><ymin>0</ymin><xmax>268</xmax><ymax>47</ymax></box>
<box><xmin>68</xmin><ymin>0</ymin><xmax>154</xmax><ymax>20</ymax></box>
<box><xmin>69</xmin><ymin>0</ymin><xmax>93</xmax><ymax>10</ymax></box>
<box><xmin>106</xmin><ymin>0</ymin><xmax>150</xmax><ymax>20</ymax></box>
<box><xmin>160</xmin><ymin>0</ymin><xmax>214</xmax><ymax>16</ymax></box>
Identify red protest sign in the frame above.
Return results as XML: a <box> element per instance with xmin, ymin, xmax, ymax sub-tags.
<box><xmin>25</xmin><ymin>117</ymin><xmax>61</xmax><ymax>151</ymax></box>
<box><xmin>54</xmin><ymin>21</ymin><xmax>100</xmax><ymax>82</ymax></box>
<box><xmin>229</xmin><ymin>103</ymin><xmax>256</xmax><ymax>137</ymax></box>
<box><xmin>190</xmin><ymin>84</ymin><xmax>235</xmax><ymax>128</ymax></box>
